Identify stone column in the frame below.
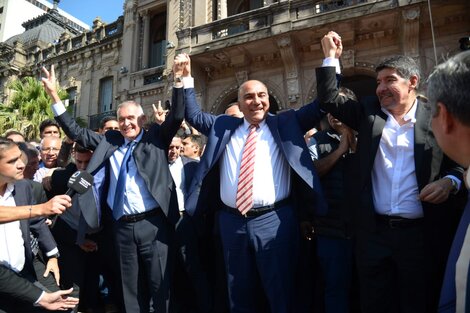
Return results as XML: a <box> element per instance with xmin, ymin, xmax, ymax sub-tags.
<box><xmin>141</xmin><ymin>10</ymin><xmax>150</xmax><ymax>69</ymax></box>
<box><xmin>401</xmin><ymin>8</ymin><xmax>420</xmax><ymax>58</ymax></box>
<box><xmin>277</xmin><ymin>36</ymin><xmax>300</xmax><ymax>104</ymax></box>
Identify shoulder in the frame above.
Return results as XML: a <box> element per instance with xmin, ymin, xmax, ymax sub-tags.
<box><xmin>181</xmin><ymin>155</ymin><xmax>199</xmax><ymax>165</ymax></box>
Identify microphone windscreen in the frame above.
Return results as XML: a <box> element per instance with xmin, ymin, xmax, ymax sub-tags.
<box><xmin>67</xmin><ymin>170</ymin><xmax>94</xmax><ymax>194</ymax></box>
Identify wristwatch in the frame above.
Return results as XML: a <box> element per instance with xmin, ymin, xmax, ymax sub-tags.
<box><xmin>448</xmin><ymin>177</ymin><xmax>459</xmax><ymax>194</ymax></box>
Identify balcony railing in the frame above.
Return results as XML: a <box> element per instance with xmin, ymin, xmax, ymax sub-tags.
<box><xmin>88</xmin><ymin>110</ymin><xmax>117</xmax><ymax>131</ymax></box>
<box><xmin>177</xmin><ymin>0</ymin><xmax>384</xmax><ymax>53</ymax></box>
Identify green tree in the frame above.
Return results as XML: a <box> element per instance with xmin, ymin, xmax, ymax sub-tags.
<box><xmin>0</xmin><ymin>76</ymin><xmax>69</xmax><ymax>140</ymax></box>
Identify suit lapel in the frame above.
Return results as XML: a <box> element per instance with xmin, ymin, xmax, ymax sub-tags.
<box><xmin>371</xmin><ymin>110</ymin><xmax>387</xmax><ymax>168</ymax></box>
<box><xmin>414</xmin><ymin>102</ymin><xmax>429</xmax><ymax>185</ymax></box>
<box><xmin>212</xmin><ymin>118</ymin><xmax>243</xmax><ymax>167</ymax></box>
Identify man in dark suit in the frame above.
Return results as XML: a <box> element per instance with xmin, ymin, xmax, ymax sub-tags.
<box><xmin>41</xmin><ymin>63</ymin><xmax>184</xmax><ymax>313</ymax></box>
<box><xmin>427</xmin><ymin>50</ymin><xmax>470</xmax><ymax>313</ymax></box>
<box><xmin>167</xmin><ymin>135</ymin><xmax>212</xmax><ymax>313</ymax></box>
<box><xmin>316</xmin><ymin>31</ymin><xmax>464</xmax><ymax>313</ymax></box>
<box><xmin>174</xmin><ymin>54</ymin><xmax>327</xmax><ymax>313</ymax></box>
<box><xmin>0</xmin><ymin>265</ymin><xmax>78</xmax><ymax>311</ymax></box>
<box><xmin>0</xmin><ymin>139</ymin><xmax>73</xmax><ymax>312</ymax></box>
<box><xmin>49</xmin><ymin>144</ymin><xmax>121</xmax><ymax>312</ymax></box>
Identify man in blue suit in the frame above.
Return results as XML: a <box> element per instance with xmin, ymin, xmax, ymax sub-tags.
<box><xmin>174</xmin><ymin>54</ymin><xmax>326</xmax><ymax>313</ymax></box>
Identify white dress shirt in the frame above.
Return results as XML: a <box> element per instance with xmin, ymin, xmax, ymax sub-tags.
<box><xmin>372</xmin><ymin>101</ymin><xmax>424</xmax><ymax>218</ymax></box>
<box><xmin>321</xmin><ymin>58</ymin><xmax>461</xmax><ymax>218</ymax></box>
<box><xmin>169</xmin><ymin>156</ymin><xmax>186</xmax><ymax>211</ymax></box>
<box><xmin>220</xmin><ymin>119</ymin><xmax>291</xmax><ymax>208</ymax></box>
<box><xmin>0</xmin><ymin>184</ymin><xmax>25</xmax><ymax>273</ymax></box>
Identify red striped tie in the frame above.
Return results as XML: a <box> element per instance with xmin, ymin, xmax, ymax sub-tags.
<box><xmin>236</xmin><ymin>124</ymin><xmax>259</xmax><ymax>215</ymax></box>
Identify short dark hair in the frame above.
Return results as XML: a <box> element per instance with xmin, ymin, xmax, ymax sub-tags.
<box><xmin>376</xmin><ymin>55</ymin><xmax>421</xmax><ymax>89</ymax></box>
<box><xmin>39</xmin><ymin>119</ymin><xmax>61</xmax><ymax>135</ymax></box>
<box><xmin>73</xmin><ymin>143</ymin><xmax>92</xmax><ymax>154</ymax></box>
<box><xmin>17</xmin><ymin>142</ymin><xmax>39</xmax><ymax>160</ymax></box>
<box><xmin>427</xmin><ymin>50</ymin><xmax>470</xmax><ymax>126</ymax></box>
<box><xmin>99</xmin><ymin>116</ymin><xmax>118</xmax><ymax>129</ymax></box>
<box><xmin>0</xmin><ymin>137</ymin><xmax>18</xmax><ymax>158</ymax></box>
<box><xmin>4</xmin><ymin>130</ymin><xmax>25</xmax><ymax>140</ymax></box>
<box><xmin>184</xmin><ymin>134</ymin><xmax>205</xmax><ymax>155</ymax></box>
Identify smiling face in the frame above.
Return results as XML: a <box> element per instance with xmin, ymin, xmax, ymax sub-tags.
<box><xmin>0</xmin><ymin>146</ymin><xmax>25</xmax><ymax>185</ymax></box>
<box><xmin>40</xmin><ymin>136</ymin><xmax>61</xmax><ymax>168</ymax></box>
<box><xmin>117</xmin><ymin>102</ymin><xmax>146</xmax><ymax>141</ymax></box>
<box><xmin>376</xmin><ymin>68</ymin><xmax>418</xmax><ymax>113</ymax></box>
<box><xmin>238</xmin><ymin>80</ymin><xmax>270</xmax><ymax>125</ymax></box>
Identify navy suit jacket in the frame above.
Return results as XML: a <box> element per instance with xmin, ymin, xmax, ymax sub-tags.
<box><xmin>54</xmin><ymin>88</ymin><xmax>185</xmax><ymax>231</ymax></box>
<box><xmin>180</xmin><ymin>155</ymin><xmax>199</xmax><ymax>194</ymax></box>
<box><xmin>181</xmin><ymin>87</ymin><xmax>327</xmax><ymax>221</ymax></box>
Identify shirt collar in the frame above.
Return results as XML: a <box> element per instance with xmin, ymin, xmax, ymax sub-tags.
<box><xmin>242</xmin><ymin>118</ymin><xmax>265</xmax><ymax>130</ymax></box>
<box><xmin>123</xmin><ymin>129</ymin><xmax>143</xmax><ymax>146</ymax></box>
<box><xmin>381</xmin><ymin>98</ymin><xmax>418</xmax><ymax>124</ymax></box>
<box><xmin>1</xmin><ymin>183</ymin><xmax>15</xmax><ymax>199</ymax></box>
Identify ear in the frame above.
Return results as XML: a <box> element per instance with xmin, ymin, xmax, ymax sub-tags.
<box><xmin>409</xmin><ymin>75</ymin><xmax>419</xmax><ymax>90</ymax></box>
<box><xmin>436</xmin><ymin>102</ymin><xmax>454</xmax><ymax>134</ymax></box>
<box><xmin>138</xmin><ymin>114</ymin><xmax>147</xmax><ymax>125</ymax></box>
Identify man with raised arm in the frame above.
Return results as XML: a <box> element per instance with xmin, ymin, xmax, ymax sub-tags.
<box><xmin>316</xmin><ymin>31</ymin><xmax>465</xmax><ymax>313</ymax></box>
<box><xmin>41</xmin><ymin>61</ymin><xmax>184</xmax><ymax>313</ymax></box>
<box><xmin>175</xmin><ymin>53</ymin><xmax>326</xmax><ymax>313</ymax></box>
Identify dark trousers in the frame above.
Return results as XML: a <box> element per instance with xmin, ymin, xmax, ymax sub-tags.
<box><xmin>316</xmin><ymin>236</ymin><xmax>353</xmax><ymax>313</ymax></box>
<box><xmin>356</xmin><ymin>220</ymin><xmax>426</xmax><ymax>313</ymax></box>
<box><xmin>218</xmin><ymin>204</ymin><xmax>299</xmax><ymax>313</ymax></box>
<box><xmin>114</xmin><ymin>213</ymin><xmax>172</xmax><ymax>313</ymax></box>
<box><xmin>172</xmin><ymin>213</ymin><xmax>211</xmax><ymax>313</ymax></box>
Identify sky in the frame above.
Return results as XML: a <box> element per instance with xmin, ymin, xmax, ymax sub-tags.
<box><xmin>48</xmin><ymin>0</ymin><xmax>125</xmax><ymax>27</ymax></box>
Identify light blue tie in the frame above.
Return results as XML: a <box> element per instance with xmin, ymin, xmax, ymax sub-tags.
<box><xmin>112</xmin><ymin>141</ymin><xmax>135</xmax><ymax>220</ymax></box>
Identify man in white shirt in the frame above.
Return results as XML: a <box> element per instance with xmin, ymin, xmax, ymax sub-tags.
<box><xmin>316</xmin><ymin>31</ymin><xmax>465</xmax><ymax>313</ymax></box>
<box><xmin>177</xmin><ymin>53</ymin><xmax>327</xmax><ymax>313</ymax></box>
<box><xmin>0</xmin><ymin>139</ymin><xmax>74</xmax><ymax>312</ymax></box>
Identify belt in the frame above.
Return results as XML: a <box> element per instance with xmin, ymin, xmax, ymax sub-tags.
<box><xmin>222</xmin><ymin>198</ymin><xmax>290</xmax><ymax>218</ymax></box>
<box><xmin>376</xmin><ymin>214</ymin><xmax>423</xmax><ymax>229</ymax></box>
<box><xmin>119</xmin><ymin>209</ymin><xmax>159</xmax><ymax>223</ymax></box>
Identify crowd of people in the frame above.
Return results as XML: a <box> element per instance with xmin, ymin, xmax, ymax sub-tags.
<box><xmin>0</xmin><ymin>31</ymin><xmax>468</xmax><ymax>313</ymax></box>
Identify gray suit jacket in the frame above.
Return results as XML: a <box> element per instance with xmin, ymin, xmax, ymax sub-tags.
<box><xmin>54</xmin><ymin>87</ymin><xmax>185</xmax><ymax>231</ymax></box>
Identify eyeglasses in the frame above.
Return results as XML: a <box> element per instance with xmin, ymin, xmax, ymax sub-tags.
<box><xmin>40</xmin><ymin>147</ymin><xmax>60</xmax><ymax>153</ymax></box>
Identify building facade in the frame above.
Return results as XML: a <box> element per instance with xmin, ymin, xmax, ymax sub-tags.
<box><xmin>0</xmin><ymin>0</ymin><xmax>88</xmax><ymax>42</ymax></box>
<box><xmin>0</xmin><ymin>0</ymin><xmax>468</xmax><ymax>130</ymax></box>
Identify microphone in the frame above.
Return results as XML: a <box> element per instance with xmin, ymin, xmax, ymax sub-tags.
<box><xmin>50</xmin><ymin>170</ymin><xmax>94</xmax><ymax>228</ymax></box>
<box><xmin>65</xmin><ymin>170</ymin><xmax>94</xmax><ymax>197</ymax></box>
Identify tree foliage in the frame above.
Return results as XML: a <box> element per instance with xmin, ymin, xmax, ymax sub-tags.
<box><xmin>0</xmin><ymin>76</ymin><xmax>68</xmax><ymax>140</ymax></box>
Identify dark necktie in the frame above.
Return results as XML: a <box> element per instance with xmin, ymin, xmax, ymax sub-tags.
<box><xmin>236</xmin><ymin>124</ymin><xmax>259</xmax><ymax>215</ymax></box>
<box><xmin>112</xmin><ymin>141</ymin><xmax>135</xmax><ymax>220</ymax></box>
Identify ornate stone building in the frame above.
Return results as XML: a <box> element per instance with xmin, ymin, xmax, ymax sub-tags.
<box><xmin>0</xmin><ymin>0</ymin><xmax>468</xmax><ymax>129</ymax></box>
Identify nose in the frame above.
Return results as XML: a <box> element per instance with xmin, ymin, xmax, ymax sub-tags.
<box><xmin>376</xmin><ymin>82</ymin><xmax>386</xmax><ymax>94</ymax></box>
<box><xmin>253</xmin><ymin>95</ymin><xmax>261</xmax><ymax>105</ymax></box>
